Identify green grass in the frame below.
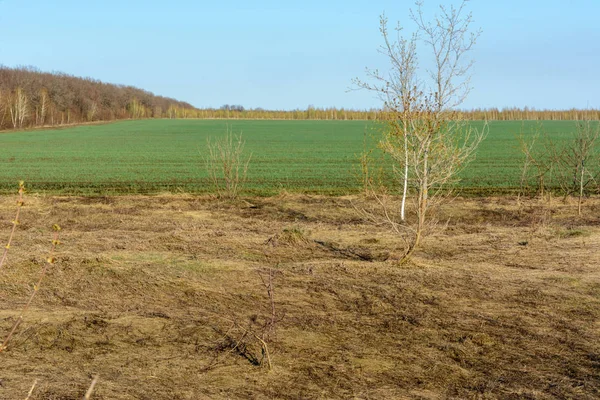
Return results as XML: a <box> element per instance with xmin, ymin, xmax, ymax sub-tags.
<box><xmin>0</xmin><ymin>119</ymin><xmax>593</xmax><ymax>195</ymax></box>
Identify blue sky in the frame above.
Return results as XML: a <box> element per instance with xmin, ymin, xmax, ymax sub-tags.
<box><xmin>0</xmin><ymin>0</ymin><xmax>598</xmax><ymax>110</ymax></box>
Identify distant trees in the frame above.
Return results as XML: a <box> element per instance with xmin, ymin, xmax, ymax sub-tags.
<box><xmin>0</xmin><ymin>66</ymin><xmax>598</xmax><ymax>129</ymax></box>
<box><xmin>0</xmin><ymin>90</ymin><xmax>5</xmax><ymax>127</ymax></box>
<box><xmin>194</xmin><ymin>106</ymin><xmax>381</xmax><ymax>120</ymax></box>
<box><xmin>128</xmin><ymin>98</ymin><xmax>146</xmax><ymax>119</ymax></box>
<box><xmin>9</xmin><ymin>87</ymin><xmax>28</xmax><ymax>128</ymax></box>
<box><xmin>220</xmin><ymin>104</ymin><xmax>245</xmax><ymax>112</ymax></box>
<box><xmin>0</xmin><ymin>66</ymin><xmax>197</xmax><ymax>130</ymax></box>
<box><xmin>36</xmin><ymin>87</ymin><xmax>49</xmax><ymax>125</ymax></box>
<box><xmin>166</xmin><ymin>107</ymin><xmax>600</xmax><ymax>121</ymax></box>
<box><xmin>466</xmin><ymin>107</ymin><xmax>600</xmax><ymax>121</ymax></box>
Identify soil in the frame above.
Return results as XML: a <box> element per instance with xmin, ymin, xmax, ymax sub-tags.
<box><xmin>0</xmin><ymin>193</ymin><xmax>599</xmax><ymax>399</ymax></box>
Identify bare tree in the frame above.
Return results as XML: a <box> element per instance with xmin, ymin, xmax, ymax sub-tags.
<box><xmin>204</xmin><ymin>126</ymin><xmax>252</xmax><ymax>199</ymax></box>
<box><xmin>516</xmin><ymin>120</ymin><xmax>599</xmax><ymax>214</ymax></box>
<box><xmin>354</xmin><ymin>0</ymin><xmax>486</xmax><ymax>262</ymax></box>
<box><xmin>354</xmin><ymin>13</ymin><xmax>419</xmax><ymax>220</ymax></box>
<box><xmin>552</xmin><ymin>120</ymin><xmax>600</xmax><ymax>214</ymax></box>
<box><xmin>516</xmin><ymin>123</ymin><xmax>556</xmax><ymax>200</ymax></box>
<box><xmin>87</xmin><ymin>100</ymin><xmax>98</xmax><ymax>121</ymax></box>
<box><xmin>9</xmin><ymin>87</ymin><xmax>29</xmax><ymax>128</ymax></box>
<box><xmin>35</xmin><ymin>88</ymin><xmax>49</xmax><ymax>126</ymax></box>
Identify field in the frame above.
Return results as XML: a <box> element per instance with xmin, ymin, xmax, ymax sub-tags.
<box><xmin>1</xmin><ymin>120</ymin><xmax>599</xmax><ymax>399</ymax></box>
<box><xmin>0</xmin><ymin>119</ymin><xmax>590</xmax><ymax>195</ymax></box>
<box><xmin>0</xmin><ymin>194</ymin><xmax>599</xmax><ymax>399</ymax></box>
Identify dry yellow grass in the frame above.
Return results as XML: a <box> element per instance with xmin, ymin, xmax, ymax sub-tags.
<box><xmin>0</xmin><ymin>194</ymin><xmax>599</xmax><ymax>399</ymax></box>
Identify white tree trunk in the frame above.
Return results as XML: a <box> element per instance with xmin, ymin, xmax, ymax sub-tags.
<box><xmin>400</xmin><ymin>135</ymin><xmax>408</xmax><ymax>221</ymax></box>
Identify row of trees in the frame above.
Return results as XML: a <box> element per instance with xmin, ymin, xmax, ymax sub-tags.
<box><xmin>1</xmin><ymin>66</ymin><xmax>598</xmax><ymax>132</ymax></box>
<box><xmin>160</xmin><ymin>107</ymin><xmax>600</xmax><ymax>121</ymax></box>
<box><xmin>191</xmin><ymin>107</ymin><xmax>382</xmax><ymax>120</ymax></box>
<box><xmin>173</xmin><ymin>107</ymin><xmax>600</xmax><ymax>121</ymax></box>
<box><xmin>0</xmin><ymin>66</ymin><xmax>196</xmax><ymax>130</ymax></box>
<box><xmin>466</xmin><ymin>107</ymin><xmax>600</xmax><ymax>121</ymax></box>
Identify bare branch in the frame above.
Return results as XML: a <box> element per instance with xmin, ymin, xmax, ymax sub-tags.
<box><xmin>353</xmin><ymin>0</ymin><xmax>484</xmax><ymax>262</ymax></box>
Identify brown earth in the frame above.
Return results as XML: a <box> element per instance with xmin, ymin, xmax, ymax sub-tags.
<box><xmin>0</xmin><ymin>193</ymin><xmax>599</xmax><ymax>399</ymax></box>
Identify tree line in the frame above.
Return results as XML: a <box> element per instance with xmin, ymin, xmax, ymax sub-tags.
<box><xmin>193</xmin><ymin>107</ymin><xmax>600</xmax><ymax>121</ymax></box>
<box><xmin>0</xmin><ymin>66</ymin><xmax>196</xmax><ymax>130</ymax></box>
<box><xmin>465</xmin><ymin>107</ymin><xmax>600</xmax><ymax>121</ymax></box>
<box><xmin>0</xmin><ymin>66</ymin><xmax>598</xmax><ymax>131</ymax></box>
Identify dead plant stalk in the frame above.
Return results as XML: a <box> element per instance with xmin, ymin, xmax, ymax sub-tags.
<box><xmin>210</xmin><ymin>268</ymin><xmax>278</xmax><ymax>371</ymax></box>
<box><xmin>0</xmin><ymin>181</ymin><xmax>25</xmax><ymax>271</ymax></box>
<box><xmin>0</xmin><ymin>226</ymin><xmax>61</xmax><ymax>353</ymax></box>
<box><xmin>84</xmin><ymin>376</ymin><xmax>99</xmax><ymax>400</ymax></box>
<box><xmin>25</xmin><ymin>379</ymin><xmax>38</xmax><ymax>400</ymax></box>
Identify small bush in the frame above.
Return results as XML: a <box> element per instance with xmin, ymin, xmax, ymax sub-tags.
<box><xmin>204</xmin><ymin>126</ymin><xmax>252</xmax><ymax>199</ymax></box>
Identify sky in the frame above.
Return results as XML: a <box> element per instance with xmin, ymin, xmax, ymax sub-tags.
<box><xmin>0</xmin><ymin>0</ymin><xmax>598</xmax><ymax>110</ymax></box>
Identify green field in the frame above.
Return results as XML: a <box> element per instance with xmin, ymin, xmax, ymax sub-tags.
<box><xmin>0</xmin><ymin>119</ymin><xmax>591</xmax><ymax>195</ymax></box>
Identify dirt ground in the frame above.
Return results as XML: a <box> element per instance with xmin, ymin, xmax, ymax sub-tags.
<box><xmin>0</xmin><ymin>193</ymin><xmax>599</xmax><ymax>399</ymax></box>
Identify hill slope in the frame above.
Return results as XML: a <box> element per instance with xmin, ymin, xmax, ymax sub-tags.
<box><xmin>0</xmin><ymin>66</ymin><xmax>196</xmax><ymax>130</ymax></box>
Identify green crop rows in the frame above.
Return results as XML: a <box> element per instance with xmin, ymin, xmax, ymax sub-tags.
<box><xmin>0</xmin><ymin>119</ymin><xmax>591</xmax><ymax>195</ymax></box>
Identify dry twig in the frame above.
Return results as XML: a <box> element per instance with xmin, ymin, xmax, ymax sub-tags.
<box><xmin>0</xmin><ymin>225</ymin><xmax>61</xmax><ymax>353</ymax></box>
<box><xmin>0</xmin><ymin>181</ymin><xmax>25</xmax><ymax>271</ymax></box>
<box><xmin>84</xmin><ymin>375</ymin><xmax>99</xmax><ymax>400</ymax></box>
<box><xmin>24</xmin><ymin>379</ymin><xmax>37</xmax><ymax>400</ymax></box>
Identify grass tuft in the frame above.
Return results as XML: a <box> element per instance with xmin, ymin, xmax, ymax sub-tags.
<box><xmin>265</xmin><ymin>226</ymin><xmax>311</xmax><ymax>247</ymax></box>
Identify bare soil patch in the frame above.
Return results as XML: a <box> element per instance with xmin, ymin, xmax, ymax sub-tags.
<box><xmin>0</xmin><ymin>194</ymin><xmax>599</xmax><ymax>399</ymax></box>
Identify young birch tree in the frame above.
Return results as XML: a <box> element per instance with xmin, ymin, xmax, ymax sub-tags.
<box><xmin>36</xmin><ymin>88</ymin><xmax>49</xmax><ymax>126</ymax></box>
<box><xmin>9</xmin><ymin>88</ymin><xmax>29</xmax><ymax>129</ymax></box>
<box><xmin>355</xmin><ymin>0</ymin><xmax>486</xmax><ymax>262</ymax></box>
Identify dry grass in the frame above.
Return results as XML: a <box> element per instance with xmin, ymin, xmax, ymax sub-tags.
<box><xmin>0</xmin><ymin>194</ymin><xmax>599</xmax><ymax>399</ymax></box>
